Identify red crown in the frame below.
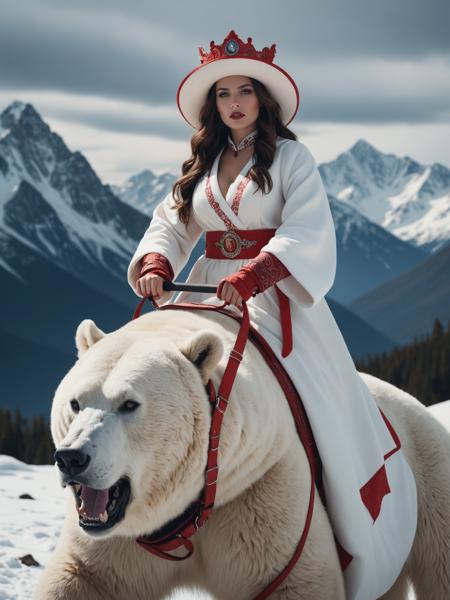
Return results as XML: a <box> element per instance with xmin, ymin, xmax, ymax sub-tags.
<box><xmin>198</xmin><ymin>30</ymin><xmax>276</xmax><ymax>65</ymax></box>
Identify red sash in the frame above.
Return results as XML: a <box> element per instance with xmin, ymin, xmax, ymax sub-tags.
<box><xmin>205</xmin><ymin>229</ymin><xmax>293</xmax><ymax>357</ymax></box>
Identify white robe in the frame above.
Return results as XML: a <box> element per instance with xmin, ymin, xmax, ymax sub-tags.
<box><xmin>127</xmin><ymin>137</ymin><xmax>417</xmax><ymax>599</ymax></box>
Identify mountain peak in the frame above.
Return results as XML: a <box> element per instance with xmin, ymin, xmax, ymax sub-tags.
<box><xmin>1</xmin><ymin>100</ymin><xmax>28</xmax><ymax>132</ymax></box>
<box><xmin>1</xmin><ymin>101</ymin><xmax>46</xmax><ymax>142</ymax></box>
<box><xmin>127</xmin><ymin>169</ymin><xmax>156</xmax><ymax>186</ymax></box>
<box><xmin>349</xmin><ymin>138</ymin><xmax>380</xmax><ymax>158</ymax></box>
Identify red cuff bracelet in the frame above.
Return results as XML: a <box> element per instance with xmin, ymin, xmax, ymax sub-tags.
<box><xmin>138</xmin><ymin>252</ymin><xmax>174</xmax><ymax>282</ymax></box>
<box><xmin>218</xmin><ymin>251</ymin><xmax>290</xmax><ymax>301</ymax></box>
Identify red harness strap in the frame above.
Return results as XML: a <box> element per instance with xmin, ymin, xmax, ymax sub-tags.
<box><xmin>131</xmin><ymin>297</ymin><xmax>321</xmax><ymax>598</ymax></box>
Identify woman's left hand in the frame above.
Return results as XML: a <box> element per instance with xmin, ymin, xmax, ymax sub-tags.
<box><xmin>217</xmin><ymin>280</ymin><xmax>244</xmax><ymax>309</ymax></box>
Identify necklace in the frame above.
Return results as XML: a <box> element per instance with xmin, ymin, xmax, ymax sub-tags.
<box><xmin>227</xmin><ymin>129</ymin><xmax>257</xmax><ymax>157</ymax></box>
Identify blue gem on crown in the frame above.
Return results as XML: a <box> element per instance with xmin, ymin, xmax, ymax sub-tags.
<box><xmin>225</xmin><ymin>39</ymin><xmax>239</xmax><ymax>55</ymax></box>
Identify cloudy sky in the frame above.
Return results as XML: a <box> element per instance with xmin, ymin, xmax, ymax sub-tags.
<box><xmin>1</xmin><ymin>0</ymin><xmax>449</xmax><ymax>185</ymax></box>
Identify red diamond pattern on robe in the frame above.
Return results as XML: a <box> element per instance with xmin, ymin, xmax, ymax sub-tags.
<box><xmin>360</xmin><ymin>463</ymin><xmax>391</xmax><ymax>523</ymax></box>
<box><xmin>358</xmin><ymin>408</ymin><xmax>401</xmax><ymax>523</ymax></box>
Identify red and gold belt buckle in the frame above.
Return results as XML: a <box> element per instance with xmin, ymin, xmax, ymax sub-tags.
<box><xmin>215</xmin><ymin>230</ymin><xmax>257</xmax><ymax>258</ymax></box>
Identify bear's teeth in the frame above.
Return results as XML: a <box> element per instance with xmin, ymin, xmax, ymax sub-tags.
<box><xmin>77</xmin><ymin>503</ymin><xmax>108</xmax><ymax>523</ymax></box>
<box><xmin>99</xmin><ymin>510</ymin><xmax>108</xmax><ymax>523</ymax></box>
<box><xmin>108</xmin><ymin>499</ymin><xmax>116</xmax><ymax>512</ymax></box>
<box><xmin>77</xmin><ymin>500</ymin><xmax>86</xmax><ymax>516</ymax></box>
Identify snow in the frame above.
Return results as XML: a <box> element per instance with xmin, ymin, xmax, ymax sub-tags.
<box><xmin>323</xmin><ymin>142</ymin><xmax>450</xmax><ymax>252</ymax></box>
<box><xmin>393</xmin><ymin>192</ymin><xmax>450</xmax><ymax>250</ymax></box>
<box><xmin>0</xmin><ymin>454</ymin><xmax>212</xmax><ymax>599</ymax></box>
<box><xmin>0</xmin><ymin>126</ymin><xmax>137</xmax><ymax>278</ymax></box>
<box><xmin>7</xmin><ymin>101</ymin><xmax>26</xmax><ymax>123</ymax></box>
<box><xmin>0</xmin><ymin>257</ymin><xmax>25</xmax><ymax>282</ymax></box>
<box><xmin>7</xmin><ymin>398</ymin><xmax>449</xmax><ymax>600</ymax></box>
<box><xmin>6</xmin><ymin>403</ymin><xmax>449</xmax><ymax>600</ymax></box>
<box><xmin>6</xmin><ymin>401</ymin><xmax>449</xmax><ymax>599</ymax></box>
<box><xmin>0</xmin><ymin>101</ymin><xmax>26</xmax><ymax>140</ymax></box>
<box><xmin>0</xmin><ymin>165</ymin><xmax>54</xmax><ymax>271</ymax></box>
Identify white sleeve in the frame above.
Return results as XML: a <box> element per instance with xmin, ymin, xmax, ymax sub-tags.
<box><xmin>127</xmin><ymin>190</ymin><xmax>203</xmax><ymax>300</ymax></box>
<box><xmin>260</xmin><ymin>141</ymin><xmax>336</xmax><ymax>308</ymax></box>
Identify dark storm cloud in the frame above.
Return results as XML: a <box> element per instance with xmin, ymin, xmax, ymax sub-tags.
<box><xmin>49</xmin><ymin>0</ymin><xmax>450</xmax><ymax>60</ymax></box>
<box><xmin>1</xmin><ymin>0</ymin><xmax>449</xmax><ymax>134</ymax></box>
<box><xmin>0</xmin><ymin>2</ymin><xmax>186</xmax><ymax>104</ymax></box>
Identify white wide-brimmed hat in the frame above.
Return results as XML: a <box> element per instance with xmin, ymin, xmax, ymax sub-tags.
<box><xmin>176</xmin><ymin>30</ymin><xmax>300</xmax><ymax>130</ymax></box>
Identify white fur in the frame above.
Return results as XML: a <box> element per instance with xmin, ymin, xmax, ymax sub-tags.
<box><xmin>34</xmin><ymin>311</ymin><xmax>450</xmax><ymax>600</ymax></box>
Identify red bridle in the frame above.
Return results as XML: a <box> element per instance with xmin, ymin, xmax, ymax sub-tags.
<box><xmin>131</xmin><ymin>296</ymin><xmax>319</xmax><ymax>599</ymax></box>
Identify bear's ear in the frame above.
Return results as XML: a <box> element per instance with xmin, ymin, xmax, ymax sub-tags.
<box><xmin>178</xmin><ymin>330</ymin><xmax>223</xmax><ymax>384</ymax></box>
<box><xmin>75</xmin><ymin>319</ymin><xmax>106</xmax><ymax>358</ymax></box>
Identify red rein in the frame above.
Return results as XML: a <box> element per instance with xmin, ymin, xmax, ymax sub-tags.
<box><xmin>132</xmin><ymin>297</ymin><xmax>319</xmax><ymax>598</ymax></box>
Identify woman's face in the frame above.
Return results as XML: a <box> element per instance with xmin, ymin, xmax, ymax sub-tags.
<box><xmin>215</xmin><ymin>75</ymin><xmax>260</xmax><ymax>133</ymax></box>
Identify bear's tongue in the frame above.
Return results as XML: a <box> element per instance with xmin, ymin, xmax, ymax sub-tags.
<box><xmin>80</xmin><ymin>485</ymin><xmax>109</xmax><ymax>518</ymax></box>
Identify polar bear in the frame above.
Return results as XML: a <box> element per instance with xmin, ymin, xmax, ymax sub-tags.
<box><xmin>34</xmin><ymin>308</ymin><xmax>450</xmax><ymax>600</ymax></box>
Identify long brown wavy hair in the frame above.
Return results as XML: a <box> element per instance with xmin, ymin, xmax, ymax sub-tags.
<box><xmin>171</xmin><ymin>77</ymin><xmax>298</xmax><ymax>225</ymax></box>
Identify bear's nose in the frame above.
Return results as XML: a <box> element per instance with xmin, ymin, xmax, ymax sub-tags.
<box><xmin>54</xmin><ymin>448</ymin><xmax>91</xmax><ymax>476</ymax></box>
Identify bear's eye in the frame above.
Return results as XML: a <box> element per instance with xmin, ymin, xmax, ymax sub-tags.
<box><xmin>70</xmin><ymin>399</ymin><xmax>80</xmax><ymax>413</ymax></box>
<box><xmin>119</xmin><ymin>400</ymin><xmax>140</xmax><ymax>413</ymax></box>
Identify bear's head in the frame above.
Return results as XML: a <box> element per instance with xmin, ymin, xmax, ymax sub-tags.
<box><xmin>51</xmin><ymin>313</ymin><xmax>224</xmax><ymax>540</ymax></box>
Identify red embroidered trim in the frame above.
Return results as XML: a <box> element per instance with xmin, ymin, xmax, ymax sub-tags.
<box><xmin>205</xmin><ymin>176</ymin><xmax>237</xmax><ymax>230</ymax></box>
<box><xmin>139</xmin><ymin>252</ymin><xmax>174</xmax><ymax>281</ymax></box>
<box><xmin>217</xmin><ymin>270</ymin><xmax>259</xmax><ymax>303</ymax></box>
<box><xmin>217</xmin><ymin>251</ymin><xmax>293</xmax><ymax>357</ymax></box>
<box><xmin>244</xmin><ymin>251</ymin><xmax>290</xmax><ymax>292</ymax></box>
<box><xmin>230</xmin><ymin>175</ymin><xmax>251</xmax><ymax>215</ymax></box>
<box><xmin>217</xmin><ymin>252</ymin><xmax>290</xmax><ymax>300</ymax></box>
<box><xmin>205</xmin><ymin>168</ymin><xmax>252</xmax><ymax>229</ymax></box>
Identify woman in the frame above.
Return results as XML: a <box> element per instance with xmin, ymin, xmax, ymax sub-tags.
<box><xmin>127</xmin><ymin>31</ymin><xmax>417</xmax><ymax>600</ymax></box>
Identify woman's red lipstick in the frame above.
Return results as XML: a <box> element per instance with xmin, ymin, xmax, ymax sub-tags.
<box><xmin>230</xmin><ymin>112</ymin><xmax>245</xmax><ymax>119</ymax></box>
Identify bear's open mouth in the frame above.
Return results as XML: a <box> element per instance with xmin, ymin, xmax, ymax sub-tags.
<box><xmin>69</xmin><ymin>477</ymin><xmax>131</xmax><ymax>532</ymax></box>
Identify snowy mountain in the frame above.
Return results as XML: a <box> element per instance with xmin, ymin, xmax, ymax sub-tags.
<box><xmin>113</xmin><ymin>137</ymin><xmax>450</xmax><ymax>256</ymax></box>
<box><xmin>319</xmin><ymin>139</ymin><xmax>450</xmax><ymax>253</ymax></box>
<box><xmin>0</xmin><ymin>100</ymin><xmax>161</xmax><ymax>418</ymax></box>
<box><xmin>111</xmin><ymin>141</ymin><xmax>428</xmax><ymax>305</ymax></box>
<box><xmin>111</xmin><ymin>169</ymin><xmax>176</xmax><ymax>218</ymax></box>
<box><xmin>349</xmin><ymin>243</ymin><xmax>450</xmax><ymax>345</ymax></box>
<box><xmin>0</xmin><ymin>100</ymin><xmax>149</xmax><ymax>308</ymax></box>
<box><xmin>329</xmin><ymin>195</ymin><xmax>426</xmax><ymax>303</ymax></box>
<box><xmin>0</xmin><ymin>99</ymin><xmax>443</xmax><ymax>418</ymax></box>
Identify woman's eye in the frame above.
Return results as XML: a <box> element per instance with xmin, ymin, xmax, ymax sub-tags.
<box><xmin>119</xmin><ymin>400</ymin><xmax>140</xmax><ymax>413</ymax></box>
<box><xmin>218</xmin><ymin>89</ymin><xmax>252</xmax><ymax>97</ymax></box>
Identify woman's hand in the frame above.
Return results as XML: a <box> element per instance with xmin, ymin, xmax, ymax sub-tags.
<box><xmin>137</xmin><ymin>273</ymin><xmax>165</xmax><ymax>300</ymax></box>
<box><xmin>217</xmin><ymin>280</ymin><xmax>244</xmax><ymax>309</ymax></box>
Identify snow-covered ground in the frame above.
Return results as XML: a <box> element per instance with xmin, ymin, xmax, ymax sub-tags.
<box><xmin>0</xmin><ymin>462</ymin><xmax>212</xmax><ymax>600</ymax></box>
<box><xmin>1</xmin><ymin>401</ymin><xmax>449</xmax><ymax>600</ymax></box>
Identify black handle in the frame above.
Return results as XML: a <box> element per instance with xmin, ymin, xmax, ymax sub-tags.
<box><xmin>163</xmin><ymin>281</ymin><xmax>218</xmax><ymax>293</ymax></box>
